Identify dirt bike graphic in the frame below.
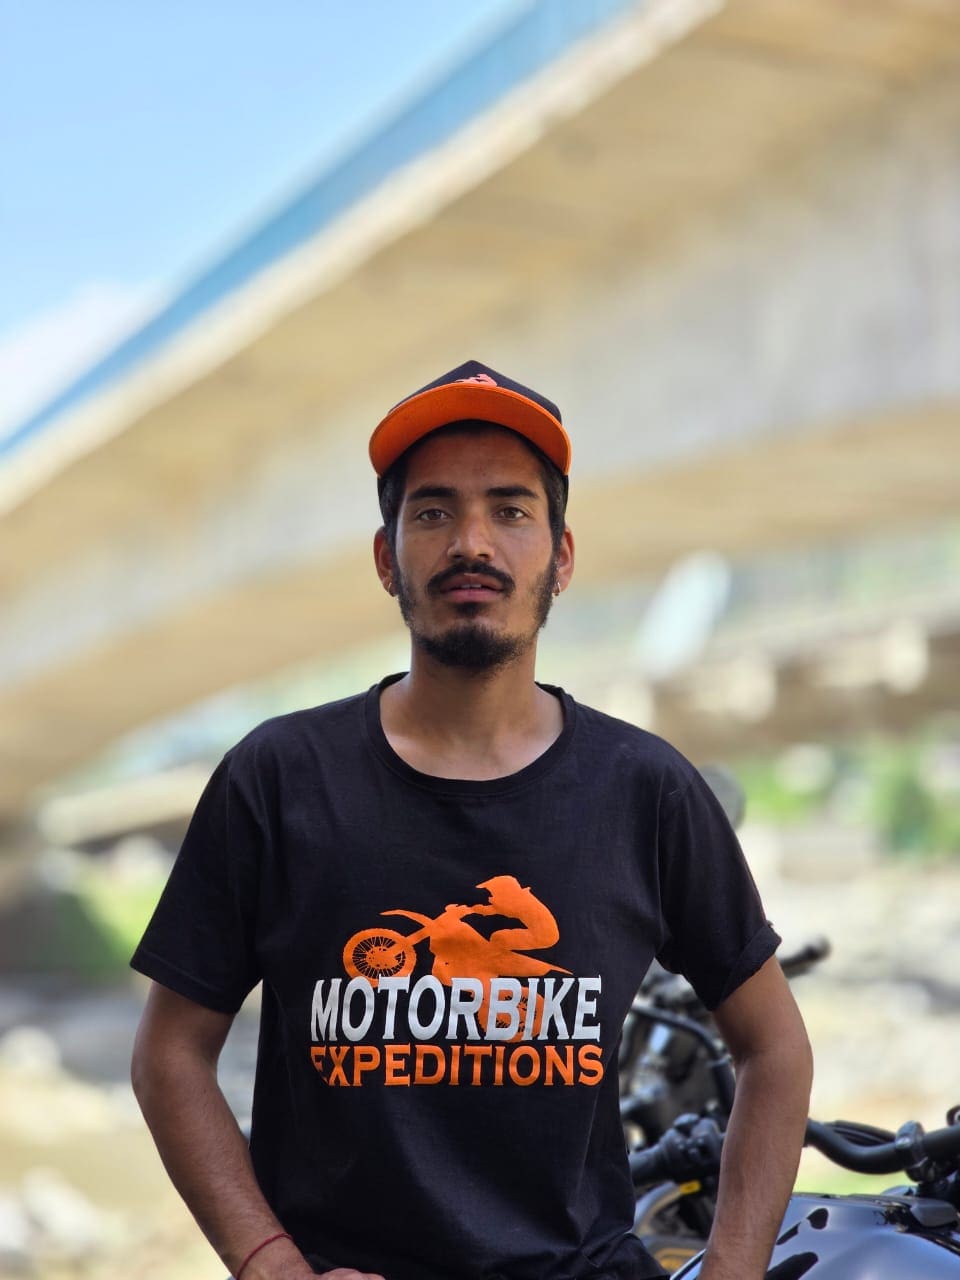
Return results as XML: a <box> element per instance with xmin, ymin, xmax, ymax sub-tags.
<box><xmin>342</xmin><ymin>875</ymin><xmax>570</xmax><ymax>1039</ymax></box>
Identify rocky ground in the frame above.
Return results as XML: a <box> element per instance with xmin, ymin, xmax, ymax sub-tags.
<box><xmin>0</xmin><ymin>979</ymin><xmax>258</xmax><ymax>1279</ymax></box>
<box><xmin>746</xmin><ymin>823</ymin><xmax>960</xmax><ymax>1128</ymax></box>
<box><xmin>743</xmin><ymin>823</ymin><xmax>960</xmax><ymax>1193</ymax></box>
<box><xmin>0</xmin><ymin>828</ymin><xmax>957</xmax><ymax>1277</ymax></box>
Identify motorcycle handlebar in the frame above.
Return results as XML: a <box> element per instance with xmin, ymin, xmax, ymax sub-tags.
<box><xmin>629</xmin><ymin>1143</ymin><xmax>672</xmax><ymax>1186</ymax></box>
<box><xmin>630</xmin><ymin>1114</ymin><xmax>960</xmax><ymax>1188</ymax></box>
<box><xmin>780</xmin><ymin>936</ymin><xmax>831</xmax><ymax>979</ymax></box>
<box><xmin>629</xmin><ymin>1115</ymin><xmax>725</xmax><ymax>1186</ymax></box>
<box><xmin>805</xmin><ymin>1117</ymin><xmax>960</xmax><ymax>1174</ymax></box>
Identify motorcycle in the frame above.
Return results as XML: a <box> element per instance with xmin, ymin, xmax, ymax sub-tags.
<box><xmin>629</xmin><ymin>1103</ymin><xmax>960</xmax><ymax>1277</ymax></box>
<box><xmin>620</xmin><ymin>938</ymin><xmax>830</xmax><ymax>1146</ymax></box>
<box><xmin>617</xmin><ymin>939</ymin><xmax>829</xmax><ymax>1273</ymax></box>
<box><xmin>621</xmin><ymin>928</ymin><xmax>960</xmax><ymax>1276</ymax></box>
<box><xmin>615</xmin><ymin>767</ymin><xmax>833</xmax><ymax>1272</ymax></box>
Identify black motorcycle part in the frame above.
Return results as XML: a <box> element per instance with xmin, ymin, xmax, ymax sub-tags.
<box><xmin>630</xmin><ymin>1115</ymin><xmax>724</xmax><ymax>1187</ymax></box>
<box><xmin>806</xmin><ymin>1116</ymin><xmax>960</xmax><ymax>1176</ymax></box>
<box><xmin>673</xmin><ymin>1193</ymin><xmax>960</xmax><ymax>1278</ymax></box>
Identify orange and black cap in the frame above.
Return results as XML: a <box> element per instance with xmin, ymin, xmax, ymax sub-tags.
<box><xmin>369</xmin><ymin>359</ymin><xmax>571</xmax><ymax>479</ymax></box>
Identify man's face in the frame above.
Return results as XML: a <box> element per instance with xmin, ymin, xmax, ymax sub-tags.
<box><xmin>378</xmin><ymin>428</ymin><xmax>572</xmax><ymax>672</ymax></box>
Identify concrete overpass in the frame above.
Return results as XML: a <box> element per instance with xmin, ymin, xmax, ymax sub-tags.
<box><xmin>3</xmin><ymin>0</ymin><xmax>960</xmax><ymax>817</ymax></box>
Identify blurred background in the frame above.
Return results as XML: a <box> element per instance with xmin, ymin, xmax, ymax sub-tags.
<box><xmin>2</xmin><ymin>0</ymin><xmax>959</xmax><ymax>1275</ymax></box>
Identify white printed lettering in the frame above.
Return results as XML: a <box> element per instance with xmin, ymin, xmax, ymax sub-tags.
<box><xmin>446</xmin><ymin>977</ymin><xmax>483</xmax><ymax>1040</ymax></box>
<box><xmin>537</xmin><ymin>977</ymin><xmax>574</xmax><ymax>1038</ymax></box>
<box><xmin>378</xmin><ymin>975</ymin><xmax>410</xmax><ymax>1040</ymax></box>
<box><xmin>408</xmin><ymin>976</ymin><xmax>445</xmax><ymax>1039</ymax></box>
<box><xmin>341</xmin><ymin>977</ymin><xmax>375</xmax><ymax>1041</ymax></box>
<box><xmin>572</xmin><ymin>976</ymin><xmax>602</xmax><ymax>1040</ymax></box>
<box><xmin>522</xmin><ymin>977</ymin><xmax>540</xmax><ymax>1039</ymax></box>
<box><xmin>485</xmin><ymin>977</ymin><xmax>523</xmax><ymax>1040</ymax></box>
<box><xmin>311</xmin><ymin>978</ymin><xmax>341</xmax><ymax>1041</ymax></box>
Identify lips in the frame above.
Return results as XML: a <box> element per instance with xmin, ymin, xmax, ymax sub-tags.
<box><xmin>438</xmin><ymin>573</ymin><xmax>505</xmax><ymax>602</ymax></box>
<box><xmin>441</xmin><ymin>574</ymin><xmax>503</xmax><ymax>593</ymax></box>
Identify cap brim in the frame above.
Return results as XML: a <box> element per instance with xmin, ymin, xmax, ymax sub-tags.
<box><xmin>369</xmin><ymin>383</ymin><xmax>571</xmax><ymax>476</ymax></box>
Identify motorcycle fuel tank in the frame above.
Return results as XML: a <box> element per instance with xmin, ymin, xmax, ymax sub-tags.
<box><xmin>673</xmin><ymin>1191</ymin><xmax>960</xmax><ymax>1279</ymax></box>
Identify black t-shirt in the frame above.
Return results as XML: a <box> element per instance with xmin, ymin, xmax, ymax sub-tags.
<box><xmin>131</xmin><ymin>676</ymin><xmax>779</xmax><ymax>1280</ymax></box>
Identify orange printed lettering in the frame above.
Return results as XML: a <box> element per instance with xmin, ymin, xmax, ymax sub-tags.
<box><xmin>507</xmin><ymin>1045</ymin><xmax>541</xmax><ymax>1086</ymax></box>
<box><xmin>327</xmin><ymin>1044</ymin><xmax>352</xmax><ymax>1086</ymax></box>
<box><xmin>577</xmin><ymin>1044</ymin><xmax>604</xmax><ymax>1085</ymax></box>
<box><xmin>493</xmin><ymin>1044</ymin><xmax>505</xmax><ymax>1086</ymax></box>
<box><xmin>352</xmin><ymin>1046</ymin><xmax>381</xmax><ymax>1085</ymax></box>
<box><xmin>413</xmin><ymin>1045</ymin><xmax>445</xmax><ymax>1085</ymax></box>
<box><xmin>463</xmin><ymin>1045</ymin><xmax>492</xmax><ymax>1085</ymax></box>
<box><xmin>544</xmin><ymin>1044</ymin><xmax>575</xmax><ymax>1085</ymax></box>
<box><xmin>385</xmin><ymin>1043</ymin><xmax>411</xmax><ymax>1086</ymax></box>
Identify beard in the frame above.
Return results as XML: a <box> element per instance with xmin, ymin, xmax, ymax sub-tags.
<box><xmin>393</xmin><ymin>555</ymin><xmax>558</xmax><ymax>673</ymax></box>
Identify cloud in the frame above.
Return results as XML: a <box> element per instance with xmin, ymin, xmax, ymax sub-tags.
<box><xmin>0</xmin><ymin>284</ymin><xmax>163</xmax><ymax>445</ymax></box>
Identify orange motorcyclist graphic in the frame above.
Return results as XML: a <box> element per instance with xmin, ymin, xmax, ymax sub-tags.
<box><xmin>342</xmin><ymin>875</ymin><xmax>569</xmax><ymax>1038</ymax></box>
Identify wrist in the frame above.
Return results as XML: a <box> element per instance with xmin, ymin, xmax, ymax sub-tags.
<box><xmin>697</xmin><ymin>1245</ymin><xmax>764</xmax><ymax>1280</ymax></box>
<box><xmin>233</xmin><ymin>1232</ymin><xmax>309</xmax><ymax>1279</ymax></box>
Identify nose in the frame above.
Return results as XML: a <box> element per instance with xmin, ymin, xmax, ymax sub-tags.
<box><xmin>447</xmin><ymin>507</ymin><xmax>494</xmax><ymax>561</ymax></box>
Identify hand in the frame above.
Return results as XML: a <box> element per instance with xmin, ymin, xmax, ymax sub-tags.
<box><xmin>318</xmin><ymin>1271</ymin><xmax>387</xmax><ymax>1279</ymax></box>
<box><xmin>245</xmin><ymin>1258</ymin><xmax>384</xmax><ymax>1280</ymax></box>
<box><xmin>240</xmin><ymin>1239</ymin><xmax>381</xmax><ymax>1280</ymax></box>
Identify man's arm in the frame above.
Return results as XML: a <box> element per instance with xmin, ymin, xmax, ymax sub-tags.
<box><xmin>696</xmin><ymin>955</ymin><xmax>813</xmax><ymax>1280</ymax></box>
<box><xmin>131</xmin><ymin>982</ymin><xmax>384</xmax><ymax>1280</ymax></box>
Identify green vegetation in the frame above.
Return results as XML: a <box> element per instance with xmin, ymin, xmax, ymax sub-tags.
<box><xmin>0</xmin><ymin>860</ymin><xmax>166</xmax><ymax>980</ymax></box>
<box><xmin>734</xmin><ymin>721</ymin><xmax>960</xmax><ymax>861</ymax></box>
<box><xmin>867</xmin><ymin>738</ymin><xmax>960</xmax><ymax>859</ymax></box>
<box><xmin>77</xmin><ymin>863</ymin><xmax>165</xmax><ymax>962</ymax></box>
<box><xmin>794</xmin><ymin>1164</ymin><xmax>893</xmax><ymax>1198</ymax></box>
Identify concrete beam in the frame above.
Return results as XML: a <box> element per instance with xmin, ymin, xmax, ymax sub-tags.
<box><xmin>3</xmin><ymin>0</ymin><xmax>960</xmax><ymax>812</ymax></box>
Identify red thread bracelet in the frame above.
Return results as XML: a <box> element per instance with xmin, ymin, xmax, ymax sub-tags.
<box><xmin>234</xmin><ymin>1231</ymin><xmax>293</xmax><ymax>1279</ymax></box>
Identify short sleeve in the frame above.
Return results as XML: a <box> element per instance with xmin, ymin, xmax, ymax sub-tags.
<box><xmin>130</xmin><ymin>746</ymin><xmax>266</xmax><ymax>1013</ymax></box>
<box><xmin>655</xmin><ymin>767</ymin><xmax>780</xmax><ymax>1010</ymax></box>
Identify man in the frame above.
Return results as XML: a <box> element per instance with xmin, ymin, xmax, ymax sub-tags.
<box><xmin>131</xmin><ymin>360</ymin><xmax>813</xmax><ymax>1280</ymax></box>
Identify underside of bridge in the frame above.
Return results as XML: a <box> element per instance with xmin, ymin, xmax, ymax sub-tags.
<box><xmin>2</xmin><ymin>0</ymin><xmax>959</xmax><ymax>815</ymax></box>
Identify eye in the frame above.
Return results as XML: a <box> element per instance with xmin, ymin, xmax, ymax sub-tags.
<box><xmin>497</xmin><ymin>505</ymin><xmax>527</xmax><ymax>521</ymax></box>
<box><xmin>414</xmin><ymin>507</ymin><xmax>448</xmax><ymax>522</ymax></box>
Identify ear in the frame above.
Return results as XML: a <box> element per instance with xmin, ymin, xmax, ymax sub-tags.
<box><xmin>373</xmin><ymin>527</ymin><xmax>396</xmax><ymax>595</ymax></box>
<box><xmin>555</xmin><ymin>524</ymin><xmax>575</xmax><ymax>593</ymax></box>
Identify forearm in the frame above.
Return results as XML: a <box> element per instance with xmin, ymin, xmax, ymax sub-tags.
<box><xmin>132</xmin><ymin>1045</ymin><xmax>312</xmax><ymax>1279</ymax></box>
<box><xmin>698</xmin><ymin>1037</ymin><xmax>813</xmax><ymax>1280</ymax></box>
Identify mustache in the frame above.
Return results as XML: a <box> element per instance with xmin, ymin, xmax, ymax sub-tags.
<box><xmin>426</xmin><ymin>562</ymin><xmax>516</xmax><ymax>597</ymax></box>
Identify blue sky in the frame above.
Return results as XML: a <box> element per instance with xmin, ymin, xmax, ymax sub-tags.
<box><xmin>0</xmin><ymin>0</ymin><xmax>524</xmax><ymax>432</ymax></box>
